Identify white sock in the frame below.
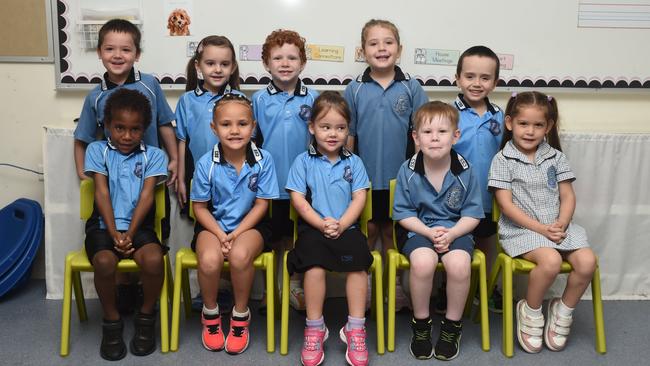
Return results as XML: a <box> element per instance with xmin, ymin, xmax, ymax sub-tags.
<box><xmin>557</xmin><ymin>299</ymin><xmax>574</xmax><ymax>318</ymax></box>
<box><xmin>203</xmin><ymin>304</ymin><xmax>219</xmax><ymax>316</ymax></box>
<box><xmin>524</xmin><ymin>301</ymin><xmax>543</xmax><ymax>317</ymax></box>
<box><xmin>232</xmin><ymin>307</ymin><xmax>250</xmax><ymax>319</ymax></box>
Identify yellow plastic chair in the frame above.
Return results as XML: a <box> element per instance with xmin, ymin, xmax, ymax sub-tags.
<box><xmin>280</xmin><ymin>187</ymin><xmax>385</xmax><ymax>355</ymax></box>
<box><xmin>170</xmin><ymin>200</ymin><xmax>278</xmax><ymax>353</ymax></box>
<box><xmin>487</xmin><ymin>203</ymin><xmax>606</xmax><ymax>357</ymax></box>
<box><xmin>386</xmin><ymin>179</ymin><xmax>490</xmax><ymax>352</ymax></box>
<box><xmin>60</xmin><ymin>179</ymin><xmax>173</xmax><ymax>356</ymax></box>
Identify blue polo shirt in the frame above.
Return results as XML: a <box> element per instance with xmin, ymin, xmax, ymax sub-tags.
<box><xmin>175</xmin><ymin>83</ymin><xmax>243</xmax><ymax>164</ymax></box>
<box><xmin>344</xmin><ymin>66</ymin><xmax>428</xmax><ymax>190</ymax></box>
<box><xmin>190</xmin><ymin>142</ymin><xmax>279</xmax><ymax>233</ymax></box>
<box><xmin>74</xmin><ymin>68</ymin><xmax>175</xmax><ymax>147</ymax></box>
<box><xmin>452</xmin><ymin>94</ymin><xmax>504</xmax><ymax>213</ymax></box>
<box><xmin>286</xmin><ymin>143</ymin><xmax>369</xmax><ymax>222</ymax></box>
<box><xmin>252</xmin><ymin>80</ymin><xmax>319</xmax><ymax>199</ymax></box>
<box><xmin>84</xmin><ymin>140</ymin><xmax>168</xmax><ymax>231</ymax></box>
<box><xmin>393</xmin><ymin>149</ymin><xmax>484</xmax><ymax>238</ymax></box>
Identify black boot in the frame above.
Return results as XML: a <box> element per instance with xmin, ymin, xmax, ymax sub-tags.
<box><xmin>130</xmin><ymin>311</ymin><xmax>156</xmax><ymax>356</ymax></box>
<box><xmin>101</xmin><ymin>318</ymin><xmax>126</xmax><ymax>361</ymax></box>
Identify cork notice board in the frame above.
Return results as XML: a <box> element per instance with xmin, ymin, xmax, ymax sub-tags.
<box><xmin>0</xmin><ymin>0</ymin><xmax>53</xmax><ymax>62</ymax></box>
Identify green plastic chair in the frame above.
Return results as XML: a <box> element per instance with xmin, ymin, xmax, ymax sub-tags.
<box><xmin>279</xmin><ymin>187</ymin><xmax>385</xmax><ymax>355</ymax></box>
<box><xmin>386</xmin><ymin>179</ymin><xmax>490</xmax><ymax>352</ymax></box>
<box><xmin>60</xmin><ymin>179</ymin><xmax>173</xmax><ymax>356</ymax></box>
<box><xmin>487</xmin><ymin>202</ymin><xmax>606</xmax><ymax>357</ymax></box>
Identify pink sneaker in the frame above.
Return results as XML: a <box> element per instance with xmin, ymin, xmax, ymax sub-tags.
<box><xmin>301</xmin><ymin>326</ymin><xmax>329</xmax><ymax>366</ymax></box>
<box><xmin>339</xmin><ymin>326</ymin><xmax>369</xmax><ymax>366</ymax></box>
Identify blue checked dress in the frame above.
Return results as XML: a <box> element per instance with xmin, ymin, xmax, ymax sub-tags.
<box><xmin>488</xmin><ymin>141</ymin><xmax>589</xmax><ymax>257</ymax></box>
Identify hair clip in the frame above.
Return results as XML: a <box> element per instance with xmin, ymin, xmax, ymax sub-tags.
<box><xmin>216</xmin><ymin>93</ymin><xmax>252</xmax><ymax>106</ymax></box>
<box><xmin>511</xmin><ymin>92</ymin><xmax>518</xmax><ymax>98</ymax></box>
<box><xmin>196</xmin><ymin>42</ymin><xmax>204</xmax><ymax>55</ymax></box>
<box><xmin>547</xmin><ymin>95</ymin><xmax>553</xmax><ymax>102</ymax></box>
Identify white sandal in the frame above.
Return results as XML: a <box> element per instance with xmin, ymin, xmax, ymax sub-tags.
<box><xmin>516</xmin><ymin>299</ymin><xmax>544</xmax><ymax>353</ymax></box>
<box><xmin>544</xmin><ymin>298</ymin><xmax>573</xmax><ymax>351</ymax></box>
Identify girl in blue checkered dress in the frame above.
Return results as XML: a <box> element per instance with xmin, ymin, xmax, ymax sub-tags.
<box><xmin>488</xmin><ymin>91</ymin><xmax>597</xmax><ymax>354</ymax></box>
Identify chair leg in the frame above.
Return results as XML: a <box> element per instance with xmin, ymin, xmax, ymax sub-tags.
<box><xmin>372</xmin><ymin>251</ymin><xmax>385</xmax><ymax>355</ymax></box>
<box><xmin>501</xmin><ymin>255</ymin><xmax>514</xmax><ymax>357</ymax></box>
<box><xmin>370</xmin><ymin>264</ymin><xmax>377</xmax><ymax>321</ymax></box>
<box><xmin>159</xmin><ymin>255</ymin><xmax>170</xmax><ymax>353</ymax></box>
<box><xmin>476</xmin><ymin>251</ymin><xmax>490</xmax><ymax>352</ymax></box>
<box><xmin>72</xmin><ymin>270</ymin><xmax>87</xmax><ymax>321</ymax></box>
<box><xmin>591</xmin><ymin>264</ymin><xmax>607</xmax><ymax>354</ymax></box>
<box><xmin>60</xmin><ymin>256</ymin><xmax>74</xmax><ymax>356</ymax></box>
<box><xmin>181</xmin><ymin>268</ymin><xmax>192</xmax><ymax>319</ymax></box>
<box><xmin>170</xmin><ymin>251</ymin><xmax>185</xmax><ymax>352</ymax></box>
<box><xmin>264</xmin><ymin>253</ymin><xmax>275</xmax><ymax>353</ymax></box>
<box><xmin>280</xmin><ymin>251</ymin><xmax>291</xmax><ymax>355</ymax></box>
<box><xmin>464</xmin><ymin>265</ymin><xmax>478</xmax><ymax>318</ymax></box>
<box><xmin>386</xmin><ymin>250</ymin><xmax>398</xmax><ymax>352</ymax></box>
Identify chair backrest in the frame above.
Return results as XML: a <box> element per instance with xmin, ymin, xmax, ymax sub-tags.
<box><xmin>289</xmin><ymin>185</ymin><xmax>372</xmax><ymax>243</ymax></box>
<box><xmin>79</xmin><ymin>179</ymin><xmax>165</xmax><ymax>240</ymax></box>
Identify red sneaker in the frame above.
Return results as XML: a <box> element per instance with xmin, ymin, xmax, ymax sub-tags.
<box><xmin>301</xmin><ymin>326</ymin><xmax>329</xmax><ymax>366</ymax></box>
<box><xmin>201</xmin><ymin>312</ymin><xmax>225</xmax><ymax>351</ymax></box>
<box><xmin>339</xmin><ymin>326</ymin><xmax>369</xmax><ymax>366</ymax></box>
<box><xmin>225</xmin><ymin>315</ymin><xmax>250</xmax><ymax>354</ymax></box>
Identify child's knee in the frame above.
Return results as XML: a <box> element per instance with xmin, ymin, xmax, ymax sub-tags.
<box><xmin>445</xmin><ymin>262</ymin><xmax>471</xmax><ymax>282</ymax></box>
<box><xmin>198</xmin><ymin>252</ymin><xmax>224</xmax><ymax>274</ymax></box>
<box><xmin>410</xmin><ymin>257</ymin><xmax>436</xmax><ymax>278</ymax></box>
<box><xmin>139</xmin><ymin>251</ymin><xmax>163</xmax><ymax>275</ymax></box>
<box><xmin>537</xmin><ymin>251</ymin><xmax>563</xmax><ymax>274</ymax></box>
<box><xmin>228</xmin><ymin>248</ymin><xmax>254</xmax><ymax>269</ymax></box>
<box><xmin>92</xmin><ymin>251</ymin><xmax>118</xmax><ymax>274</ymax></box>
<box><xmin>573</xmin><ymin>250</ymin><xmax>597</xmax><ymax>277</ymax></box>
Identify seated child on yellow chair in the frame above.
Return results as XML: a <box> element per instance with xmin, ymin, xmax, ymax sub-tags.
<box><xmin>393</xmin><ymin>101</ymin><xmax>484</xmax><ymax>361</ymax></box>
<box><xmin>488</xmin><ymin>91</ymin><xmax>596</xmax><ymax>354</ymax></box>
<box><xmin>83</xmin><ymin>88</ymin><xmax>168</xmax><ymax>361</ymax></box>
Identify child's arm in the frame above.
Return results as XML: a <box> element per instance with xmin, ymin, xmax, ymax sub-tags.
<box><xmin>193</xmin><ymin>201</ymin><xmax>230</xmax><ymax>252</ymax></box>
<box><xmin>73</xmin><ymin>140</ymin><xmax>90</xmax><ymax>180</ymax></box>
<box><xmin>176</xmin><ymin>139</ymin><xmax>187</xmax><ymax>207</ymax></box>
<box><xmin>159</xmin><ymin>124</ymin><xmax>178</xmax><ymax>187</ymax></box>
<box><xmin>124</xmin><ymin>176</ymin><xmax>158</xmax><ymax>250</ymax></box>
<box><xmin>555</xmin><ymin>181</ymin><xmax>576</xmax><ymax>231</ymax></box>
<box><xmin>290</xmin><ymin>191</ymin><xmax>328</xmax><ymax>233</ymax></box>
<box><xmin>494</xmin><ymin>188</ymin><xmax>566</xmax><ymax>244</ymax></box>
<box><xmin>328</xmin><ymin>189</ymin><xmax>367</xmax><ymax>239</ymax></box>
<box><xmin>93</xmin><ymin>173</ymin><xmax>129</xmax><ymax>254</ymax></box>
<box><xmin>399</xmin><ymin>217</ymin><xmax>438</xmax><ymax>243</ymax></box>
<box><xmin>434</xmin><ymin>217</ymin><xmax>480</xmax><ymax>253</ymax></box>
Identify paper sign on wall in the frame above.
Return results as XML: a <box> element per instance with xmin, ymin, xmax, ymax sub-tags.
<box><xmin>414</xmin><ymin>48</ymin><xmax>459</xmax><ymax>66</ymax></box>
<box><xmin>239</xmin><ymin>45</ymin><xmax>263</xmax><ymax>61</ymax></box>
<box><xmin>497</xmin><ymin>53</ymin><xmax>514</xmax><ymax>70</ymax></box>
<box><xmin>307</xmin><ymin>45</ymin><xmax>344</xmax><ymax>62</ymax></box>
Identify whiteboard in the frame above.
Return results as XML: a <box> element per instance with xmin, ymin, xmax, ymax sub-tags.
<box><xmin>52</xmin><ymin>0</ymin><xmax>650</xmax><ymax>90</ymax></box>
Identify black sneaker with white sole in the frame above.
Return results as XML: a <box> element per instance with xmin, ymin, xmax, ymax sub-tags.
<box><xmin>409</xmin><ymin>317</ymin><xmax>434</xmax><ymax>359</ymax></box>
<box><xmin>433</xmin><ymin>318</ymin><xmax>462</xmax><ymax>361</ymax></box>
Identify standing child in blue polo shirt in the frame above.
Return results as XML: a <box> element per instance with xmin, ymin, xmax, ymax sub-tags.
<box><xmin>73</xmin><ymin>19</ymin><xmax>178</xmax><ymax>315</ymax></box>
<box><xmin>175</xmin><ymin>35</ymin><xmax>243</xmax><ymax>211</ymax></box>
<box><xmin>252</xmin><ymin>29</ymin><xmax>319</xmax><ymax>312</ymax></box>
<box><xmin>191</xmin><ymin>94</ymin><xmax>279</xmax><ymax>355</ymax></box>
<box><xmin>83</xmin><ymin>89</ymin><xmax>168</xmax><ymax>361</ymax></box>
<box><xmin>286</xmin><ymin>92</ymin><xmax>373</xmax><ymax>366</ymax></box>
<box><xmin>440</xmin><ymin>45</ymin><xmax>505</xmax><ymax>314</ymax></box>
<box><xmin>393</xmin><ymin>101</ymin><xmax>484</xmax><ymax>361</ymax></box>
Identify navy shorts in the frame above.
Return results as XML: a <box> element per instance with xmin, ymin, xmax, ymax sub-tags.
<box><xmin>269</xmin><ymin>199</ymin><xmax>293</xmax><ymax>242</ymax></box>
<box><xmin>400</xmin><ymin>232</ymin><xmax>474</xmax><ymax>259</ymax></box>
<box><xmin>472</xmin><ymin>214</ymin><xmax>497</xmax><ymax>239</ymax></box>
<box><xmin>84</xmin><ymin>206</ymin><xmax>166</xmax><ymax>260</ymax></box>
<box><xmin>371</xmin><ymin>189</ymin><xmax>390</xmax><ymax>222</ymax></box>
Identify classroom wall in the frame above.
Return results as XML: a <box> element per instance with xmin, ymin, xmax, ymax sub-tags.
<box><xmin>2</xmin><ymin>63</ymin><xmax>650</xmax><ymax>277</ymax></box>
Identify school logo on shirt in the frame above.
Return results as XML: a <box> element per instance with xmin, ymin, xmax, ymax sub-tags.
<box><xmin>488</xmin><ymin>119</ymin><xmax>501</xmax><ymax>136</ymax></box>
<box><xmin>343</xmin><ymin>166</ymin><xmax>353</xmax><ymax>183</ymax></box>
<box><xmin>133</xmin><ymin>162</ymin><xmax>143</xmax><ymax>178</ymax></box>
<box><xmin>248</xmin><ymin>173</ymin><xmax>259</xmax><ymax>192</ymax></box>
<box><xmin>446</xmin><ymin>185</ymin><xmax>463</xmax><ymax>210</ymax></box>
<box><xmin>299</xmin><ymin>105</ymin><xmax>312</xmax><ymax>122</ymax></box>
<box><xmin>547</xmin><ymin>166</ymin><xmax>558</xmax><ymax>189</ymax></box>
<box><xmin>393</xmin><ymin>94</ymin><xmax>410</xmax><ymax>115</ymax></box>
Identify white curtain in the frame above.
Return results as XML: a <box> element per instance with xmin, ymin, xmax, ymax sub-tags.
<box><xmin>44</xmin><ymin>128</ymin><xmax>650</xmax><ymax>300</ymax></box>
